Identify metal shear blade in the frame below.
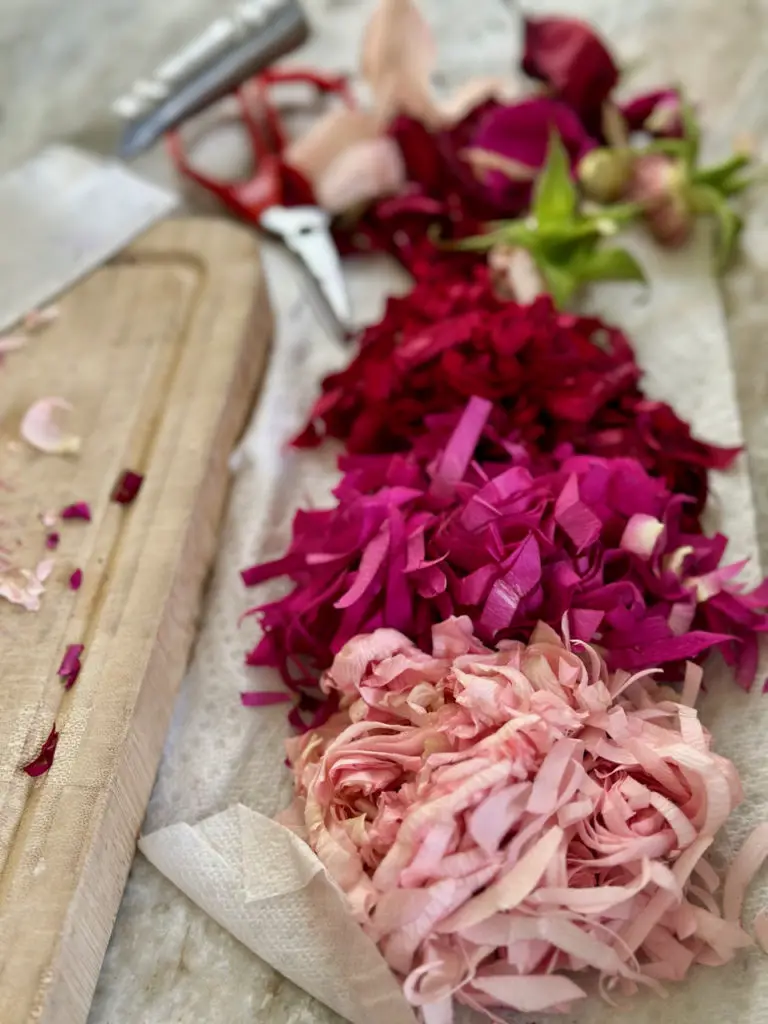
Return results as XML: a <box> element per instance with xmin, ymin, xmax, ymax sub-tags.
<box><xmin>260</xmin><ymin>205</ymin><xmax>351</xmax><ymax>328</ymax></box>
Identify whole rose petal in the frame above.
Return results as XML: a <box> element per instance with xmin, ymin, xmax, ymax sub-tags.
<box><xmin>521</xmin><ymin>17</ymin><xmax>619</xmax><ymax>134</ymax></box>
<box><xmin>622</xmin><ymin>89</ymin><xmax>683</xmax><ymax>138</ymax></box>
<box><xmin>467</xmin><ymin>98</ymin><xmax>596</xmax><ymax>208</ymax></box>
<box><xmin>286</xmin><ymin>108</ymin><xmax>382</xmax><ymax>190</ymax></box>
<box><xmin>20</xmin><ymin>397</ymin><xmax>81</xmax><ymax>455</ymax></box>
<box><xmin>361</xmin><ymin>0</ymin><xmax>440</xmax><ymax>127</ymax></box>
<box><xmin>316</xmin><ymin>138</ymin><xmax>406</xmax><ymax>214</ymax></box>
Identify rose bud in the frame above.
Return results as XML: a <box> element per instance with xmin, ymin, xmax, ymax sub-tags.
<box><xmin>628</xmin><ymin>153</ymin><xmax>693</xmax><ymax>247</ymax></box>
<box><xmin>577</xmin><ymin>147</ymin><xmax>634</xmax><ymax>203</ymax></box>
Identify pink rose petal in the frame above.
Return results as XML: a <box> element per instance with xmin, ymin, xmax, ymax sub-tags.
<box><xmin>286</xmin><ymin>619</ymin><xmax>764</xmax><ymax>1019</ymax></box>
<box><xmin>20</xmin><ymin>397</ymin><xmax>81</xmax><ymax>455</ymax></box>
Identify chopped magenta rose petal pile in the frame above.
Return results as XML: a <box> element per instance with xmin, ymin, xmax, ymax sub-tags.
<box><xmin>285</xmin><ymin>619</ymin><xmax>768</xmax><ymax>1021</ymax></box>
<box><xmin>245</xmin><ymin>398</ymin><xmax>767</xmax><ymax>692</ymax></box>
<box><xmin>295</xmin><ymin>284</ymin><xmax>739</xmax><ymax>520</ymax></box>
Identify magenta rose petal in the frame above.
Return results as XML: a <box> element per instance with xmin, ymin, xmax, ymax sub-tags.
<box><xmin>112</xmin><ymin>470</ymin><xmax>144</xmax><ymax>505</ymax></box>
<box><xmin>58</xmin><ymin>643</ymin><xmax>84</xmax><ymax>689</ymax></box>
<box><xmin>621</xmin><ymin>89</ymin><xmax>683</xmax><ymax>137</ymax></box>
<box><xmin>61</xmin><ymin>501</ymin><xmax>91</xmax><ymax>521</ymax></box>
<box><xmin>22</xmin><ymin>725</ymin><xmax>59</xmax><ymax>777</ymax></box>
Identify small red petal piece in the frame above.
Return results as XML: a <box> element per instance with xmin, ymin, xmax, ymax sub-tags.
<box><xmin>69</xmin><ymin>568</ymin><xmax>83</xmax><ymax>591</ymax></box>
<box><xmin>22</xmin><ymin>725</ymin><xmax>59</xmax><ymax>777</ymax></box>
<box><xmin>111</xmin><ymin>470</ymin><xmax>144</xmax><ymax>505</ymax></box>
<box><xmin>58</xmin><ymin>643</ymin><xmax>84</xmax><ymax>690</ymax></box>
<box><xmin>45</xmin><ymin>532</ymin><xmax>60</xmax><ymax>550</ymax></box>
<box><xmin>240</xmin><ymin>691</ymin><xmax>293</xmax><ymax>707</ymax></box>
<box><xmin>61</xmin><ymin>502</ymin><xmax>91</xmax><ymax>521</ymax></box>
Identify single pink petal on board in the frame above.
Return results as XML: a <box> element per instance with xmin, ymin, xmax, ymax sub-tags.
<box><xmin>0</xmin><ymin>333</ymin><xmax>27</xmax><ymax>354</ymax></box>
<box><xmin>20</xmin><ymin>398</ymin><xmax>81</xmax><ymax>455</ymax></box>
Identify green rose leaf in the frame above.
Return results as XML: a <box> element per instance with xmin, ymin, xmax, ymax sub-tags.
<box><xmin>538</xmin><ymin>259</ymin><xmax>579</xmax><ymax>308</ymax></box>
<box><xmin>576</xmin><ymin>247</ymin><xmax>647</xmax><ymax>284</ymax></box>
<box><xmin>533</xmin><ymin>133</ymin><xmax>577</xmax><ymax>228</ymax></box>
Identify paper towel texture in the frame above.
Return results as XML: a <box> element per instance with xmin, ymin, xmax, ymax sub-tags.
<box><xmin>135</xmin><ymin>231</ymin><xmax>768</xmax><ymax>1024</ymax></box>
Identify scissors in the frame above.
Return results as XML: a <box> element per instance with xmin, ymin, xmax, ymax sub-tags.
<box><xmin>165</xmin><ymin>67</ymin><xmax>354</xmax><ymax>335</ymax></box>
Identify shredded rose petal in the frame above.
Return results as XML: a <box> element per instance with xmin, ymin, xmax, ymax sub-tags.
<box><xmin>61</xmin><ymin>501</ymin><xmax>91</xmax><ymax>521</ymax></box>
<box><xmin>22</xmin><ymin>724</ymin><xmax>59</xmax><ymax>777</ymax></box>
<box><xmin>45</xmin><ymin>532</ymin><xmax>60</xmax><ymax>550</ymax></box>
<box><xmin>247</xmin><ymin>398</ymin><xmax>766</xmax><ymax>691</ymax></box>
<box><xmin>240</xmin><ymin>691</ymin><xmax>293</xmax><ymax>708</ymax></box>
<box><xmin>58</xmin><ymin>643</ymin><xmax>84</xmax><ymax>689</ymax></box>
<box><xmin>20</xmin><ymin>397</ymin><xmax>81</xmax><ymax>455</ymax></box>
<box><xmin>285</xmin><ymin>619</ymin><xmax>763</xmax><ymax>1021</ymax></box>
<box><xmin>295</xmin><ymin>285</ymin><xmax>739</xmax><ymax>520</ymax></box>
<box><xmin>111</xmin><ymin>470</ymin><xmax>144</xmax><ymax>505</ymax></box>
<box><xmin>69</xmin><ymin>568</ymin><xmax>83</xmax><ymax>591</ymax></box>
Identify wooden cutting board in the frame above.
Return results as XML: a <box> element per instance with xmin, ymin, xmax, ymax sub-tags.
<box><xmin>0</xmin><ymin>217</ymin><xmax>272</xmax><ymax>1024</ymax></box>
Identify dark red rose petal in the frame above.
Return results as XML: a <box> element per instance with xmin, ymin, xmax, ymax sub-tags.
<box><xmin>112</xmin><ymin>470</ymin><xmax>144</xmax><ymax>505</ymax></box>
<box><xmin>522</xmin><ymin>16</ymin><xmax>619</xmax><ymax>135</ymax></box>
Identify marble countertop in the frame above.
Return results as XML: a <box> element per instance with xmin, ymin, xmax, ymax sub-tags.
<box><xmin>4</xmin><ymin>1</ymin><xmax>768</xmax><ymax>1021</ymax></box>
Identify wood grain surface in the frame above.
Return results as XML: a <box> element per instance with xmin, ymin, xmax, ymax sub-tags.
<box><xmin>0</xmin><ymin>217</ymin><xmax>272</xmax><ymax>1024</ymax></box>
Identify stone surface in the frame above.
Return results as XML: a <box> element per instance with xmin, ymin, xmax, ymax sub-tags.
<box><xmin>3</xmin><ymin>1</ymin><xmax>768</xmax><ymax>1022</ymax></box>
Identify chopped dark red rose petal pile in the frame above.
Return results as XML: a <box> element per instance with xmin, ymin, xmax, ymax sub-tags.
<box><xmin>245</xmin><ymin>398</ymin><xmax>767</xmax><ymax>692</ymax></box>
<box><xmin>296</xmin><ymin>281</ymin><xmax>738</xmax><ymax>521</ymax></box>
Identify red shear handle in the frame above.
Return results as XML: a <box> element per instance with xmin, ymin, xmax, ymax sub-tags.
<box><xmin>166</xmin><ymin>67</ymin><xmax>355</xmax><ymax>221</ymax></box>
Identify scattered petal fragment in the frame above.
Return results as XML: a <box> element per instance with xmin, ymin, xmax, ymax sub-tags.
<box><xmin>20</xmin><ymin>398</ymin><xmax>81</xmax><ymax>455</ymax></box>
<box><xmin>111</xmin><ymin>470</ymin><xmax>144</xmax><ymax>505</ymax></box>
<box><xmin>22</xmin><ymin>725</ymin><xmax>59</xmax><ymax>777</ymax></box>
<box><xmin>58</xmin><ymin>643</ymin><xmax>84</xmax><ymax>690</ymax></box>
<box><xmin>61</xmin><ymin>502</ymin><xmax>91</xmax><ymax>521</ymax></box>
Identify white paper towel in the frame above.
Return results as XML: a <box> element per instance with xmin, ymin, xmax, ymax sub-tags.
<box><xmin>139</xmin><ymin>231</ymin><xmax>768</xmax><ymax>1024</ymax></box>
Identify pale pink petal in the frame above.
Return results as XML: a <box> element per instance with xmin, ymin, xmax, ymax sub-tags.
<box><xmin>23</xmin><ymin>304</ymin><xmax>59</xmax><ymax>332</ymax></box>
<box><xmin>723</xmin><ymin>823</ymin><xmax>768</xmax><ymax>922</ymax></box>
<box><xmin>285</xmin><ymin>108</ymin><xmax>382</xmax><ymax>190</ymax></box>
<box><xmin>316</xmin><ymin>138</ymin><xmax>406</xmax><ymax>214</ymax></box>
<box><xmin>488</xmin><ymin>246</ymin><xmax>546</xmax><ymax>304</ymax></box>
<box><xmin>20</xmin><ymin>397</ymin><xmax>81</xmax><ymax>455</ymax></box>
<box><xmin>0</xmin><ymin>333</ymin><xmax>27</xmax><ymax>354</ymax></box>
<box><xmin>469</xmin><ymin>972</ymin><xmax>587</xmax><ymax>1012</ymax></box>
<box><xmin>620</xmin><ymin>513</ymin><xmax>665</xmax><ymax>559</ymax></box>
<box><xmin>753</xmin><ymin>908</ymin><xmax>768</xmax><ymax>952</ymax></box>
<box><xmin>361</xmin><ymin>0</ymin><xmax>441</xmax><ymax>126</ymax></box>
<box><xmin>286</xmin><ymin>618</ymin><xmax>762</xmax><ymax>1015</ymax></box>
<box><xmin>35</xmin><ymin>559</ymin><xmax>55</xmax><ymax>582</ymax></box>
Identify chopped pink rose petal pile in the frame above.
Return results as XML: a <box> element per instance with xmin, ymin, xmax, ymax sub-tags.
<box><xmin>286</xmin><ymin>619</ymin><xmax>768</xmax><ymax>1022</ymax></box>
